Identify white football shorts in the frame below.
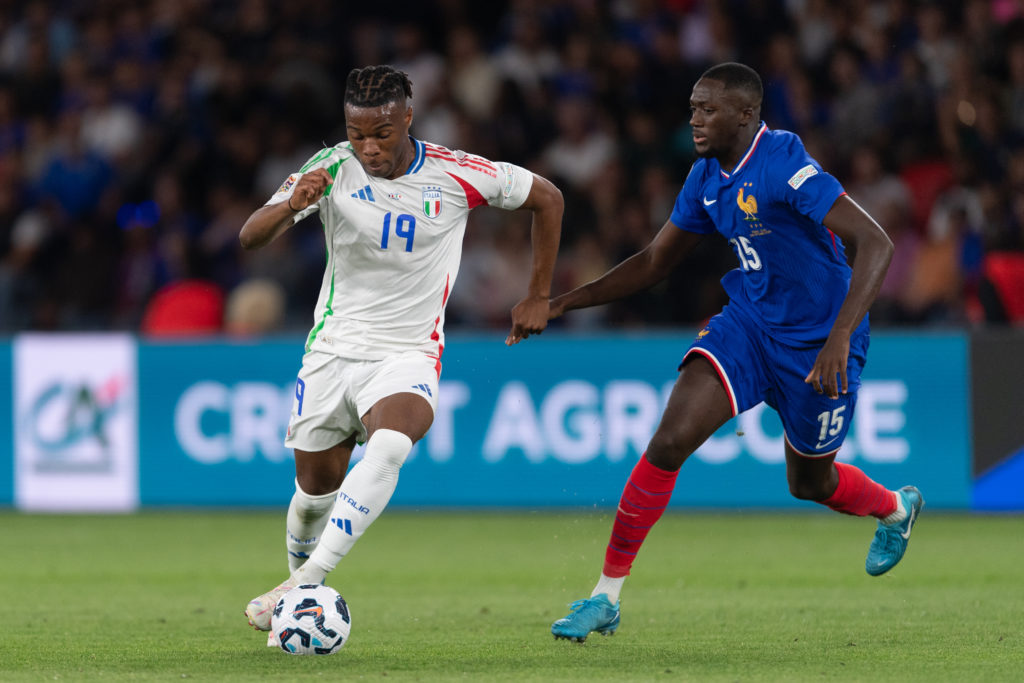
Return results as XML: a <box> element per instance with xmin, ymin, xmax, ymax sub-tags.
<box><xmin>284</xmin><ymin>349</ymin><xmax>440</xmax><ymax>452</ymax></box>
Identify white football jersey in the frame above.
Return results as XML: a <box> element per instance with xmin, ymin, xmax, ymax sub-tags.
<box><xmin>266</xmin><ymin>137</ymin><xmax>535</xmax><ymax>362</ymax></box>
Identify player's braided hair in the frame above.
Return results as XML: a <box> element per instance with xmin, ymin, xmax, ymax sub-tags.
<box><xmin>701</xmin><ymin>62</ymin><xmax>763</xmax><ymax>105</ymax></box>
<box><xmin>344</xmin><ymin>65</ymin><xmax>413</xmax><ymax>107</ymax></box>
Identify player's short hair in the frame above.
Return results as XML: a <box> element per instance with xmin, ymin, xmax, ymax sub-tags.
<box><xmin>700</xmin><ymin>62</ymin><xmax>763</xmax><ymax>105</ymax></box>
<box><xmin>344</xmin><ymin>65</ymin><xmax>413</xmax><ymax>108</ymax></box>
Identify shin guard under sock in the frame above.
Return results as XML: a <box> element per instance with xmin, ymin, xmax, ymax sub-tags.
<box><xmin>603</xmin><ymin>454</ymin><xmax>679</xmax><ymax>578</ymax></box>
<box><xmin>823</xmin><ymin>462</ymin><xmax>897</xmax><ymax>518</ymax></box>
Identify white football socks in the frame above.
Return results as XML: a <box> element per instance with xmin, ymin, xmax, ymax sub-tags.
<box><xmin>285</xmin><ymin>480</ymin><xmax>338</xmax><ymax>572</ymax></box>
<box><xmin>879</xmin><ymin>491</ymin><xmax>908</xmax><ymax>526</ymax></box>
<box><xmin>299</xmin><ymin>429</ymin><xmax>413</xmax><ymax>584</ymax></box>
<box><xmin>592</xmin><ymin>574</ymin><xmax>625</xmax><ymax>604</ymax></box>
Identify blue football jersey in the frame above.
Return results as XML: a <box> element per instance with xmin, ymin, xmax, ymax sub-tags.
<box><xmin>670</xmin><ymin>123</ymin><xmax>859</xmax><ymax>345</ymax></box>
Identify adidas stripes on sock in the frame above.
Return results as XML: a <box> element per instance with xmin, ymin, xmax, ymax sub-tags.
<box><xmin>302</xmin><ymin>429</ymin><xmax>413</xmax><ymax>582</ymax></box>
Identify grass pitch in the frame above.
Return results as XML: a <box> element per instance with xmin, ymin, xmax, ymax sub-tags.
<box><xmin>0</xmin><ymin>510</ymin><xmax>1020</xmax><ymax>681</ymax></box>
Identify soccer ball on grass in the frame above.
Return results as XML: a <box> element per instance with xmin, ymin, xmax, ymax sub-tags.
<box><xmin>271</xmin><ymin>584</ymin><xmax>351</xmax><ymax>655</ymax></box>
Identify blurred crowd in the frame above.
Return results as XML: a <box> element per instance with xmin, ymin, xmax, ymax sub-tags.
<box><xmin>1</xmin><ymin>0</ymin><xmax>1023</xmax><ymax>337</ymax></box>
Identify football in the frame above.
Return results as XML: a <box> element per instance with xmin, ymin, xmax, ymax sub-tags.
<box><xmin>271</xmin><ymin>584</ymin><xmax>352</xmax><ymax>655</ymax></box>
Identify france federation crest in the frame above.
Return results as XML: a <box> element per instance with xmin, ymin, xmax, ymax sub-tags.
<box><xmin>422</xmin><ymin>186</ymin><xmax>442</xmax><ymax>218</ymax></box>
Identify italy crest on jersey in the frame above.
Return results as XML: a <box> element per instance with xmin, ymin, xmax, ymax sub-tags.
<box><xmin>422</xmin><ymin>186</ymin><xmax>442</xmax><ymax>218</ymax></box>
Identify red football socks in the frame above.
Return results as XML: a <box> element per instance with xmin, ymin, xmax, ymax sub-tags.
<box><xmin>603</xmin><ymin>454</ymin><xmax>679</xmax><ymax>578</ymax></box>
<box><xmin>823</xmin><ymin>462</ymin><xmax>897</xmax><ymax>518</ymax></box>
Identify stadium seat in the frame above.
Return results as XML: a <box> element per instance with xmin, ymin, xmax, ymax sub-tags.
<box><xmin>140</xmin><ymin>279</ymin><xmax>225</xmax><ymax>337</ymax></box>
<box><xmin>900</xmin><ymin>160</ymin><xmax>953</xmax><ymax>234</ymax></box>
<box><xmin>982</xmin><ymin>252</ymin><xmax>1024</xmax><ymax>324</ymax></box>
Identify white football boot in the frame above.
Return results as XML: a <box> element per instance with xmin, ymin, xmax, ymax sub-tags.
<box><xmin>245</xmin><ymin>576</ymin><xmax>300</xmax><ymax>631</ymax></box>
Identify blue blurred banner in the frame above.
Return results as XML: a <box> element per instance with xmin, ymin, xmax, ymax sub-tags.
<box><xmin>138</xmin><ymin>341</ymin><xmax>300</xmax><ymax>506</ymax></box>
<box><xmin>133</xmin><ymin>332</ymin><xmax>972</xmax><ymax>509</ymax></box>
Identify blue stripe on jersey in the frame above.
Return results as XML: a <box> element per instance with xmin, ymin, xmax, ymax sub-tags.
<box><xmin>406</xmin><ymin>137</ymin><xmax>425</xmax><ymax>175</ymax></box>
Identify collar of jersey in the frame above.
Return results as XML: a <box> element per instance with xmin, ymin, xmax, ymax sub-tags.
<box><xmin>404</xmin><ymin>137</ymin><xmax>426</xmax><ymax>175</ymax></box>
<box><xmin>719</xmin><ymin>122</ymin><xmax>767</xmax><ymax>180</ymax></box>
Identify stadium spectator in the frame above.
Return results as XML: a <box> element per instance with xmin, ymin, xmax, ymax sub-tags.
<box><xmin>540</xmin><ymin>62</ymin><xmax>923</xmax><ymax>643</ymax></box>
<box><xmin>915</xmin><ymin>0</ymin><xmax>959</xmax><ymax>92</ymax></box>
<box><xmin>33</xmin><ymin>110</ymin><xmax>114</xmax><ymax>219</ymax></box>
<box><xmin>446</xmin><ymin>25</ymin><xmax>501</xmax><ymax>120</ymax></box>
<box><xmin>847</xmin><ymin>146</ymin><xmax>919</xmax><ymax>324</ymax></box>
<box><xmin>551</xmin><ymin>32</ymin><xmax>598</xmax><ymax>99</ymax></box>
<box><xmin>223</xmin><ymin>277</ymin><xmax>286</xmax><ymax>336</ymax></box>
<box><xmin>0</xmin><ymin>86</ymin><xmax>24</xmax><ymax>154</ymax></box>
<box><xmin>0</xmin><ymin>0</ymin><xmax>1021</xmax><ymax>334</ymax></box>
<box><xmin>493</xmin><ymin>12</ymin><xmax>561</xmax><ymax>99</ymax></box>
<box><xmin>80</xmin><ymin>73</ymin><xmax>144</xmax><ymax>163</ymax></box>
<box><xmin>826</xmin><ymin>43</ymin><xmax>885</xmax><ymax>161</ymax></box>
<box><xmin>0</xmin><ymin>207</ymin><xmax>49</xmax><ymax>331</ymax></box>
<box><xmin>253</xmin><ymin>123</ymin><xmax>318</xmax><ymax>200</ymax></box>
<box><xmin>540</xmin><ymin>95</ymin><xmax>616</xmax><ymax>191</ymax></box>
<box><xmin>10</xmin><ymin>29</ymin><xmax>60</xmax><ymax>118</ymax></box>
<box><xmin>846</xmin><ymin>146</ymin><xmax>914</xmax><ymax>232</ymax></box>
<box><xmin>392</xmin><ymin>23</ymin><xmax>445</xmax><ymax>107</ymax></box>
<box><xmin>884</xmin><ymin>49</ymin><xmax>939</xmax><ymax>166</ymax></box>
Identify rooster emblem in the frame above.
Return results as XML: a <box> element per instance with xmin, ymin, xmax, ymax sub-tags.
<box><xmin>737</xmin><ymin>187</ymin><xmax>758</xmax><ymax>221</ymax></box>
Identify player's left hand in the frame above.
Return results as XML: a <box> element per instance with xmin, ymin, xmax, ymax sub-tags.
<box><xmin>506</xmin><ymin>295</ymin><xmax>549</xmax><ymax>345</ymax></box>
<box><xmin>804</xmin><ymin>332</ymin><xmax>850</xmax><ymax>399</ymax></box>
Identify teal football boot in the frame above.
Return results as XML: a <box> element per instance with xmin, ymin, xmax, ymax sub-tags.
<box><xmin>866</xmin><ymin>486</ymin><xmax>924</xmax><ymax>576</ymax></box>
<box><xmin>551</xmin><ymin>593</ymin><xmax>620</xmax><ymax>642</ymax></box>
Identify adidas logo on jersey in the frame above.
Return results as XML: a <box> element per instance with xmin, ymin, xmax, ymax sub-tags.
<box><xmin>351</xmin><ymin>185</ymin><xmax>375</xmax><ymax>202</ymax></box>
<box><xmin>411</xmin><ymin>383</ymin><xmax>433</xmax><ymax>397</ymax></box>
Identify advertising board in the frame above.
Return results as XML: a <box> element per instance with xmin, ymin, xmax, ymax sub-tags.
<box><xmin>137</xmin><ymin>332</ymin><xmax>971</xmax><ymax>509</ymax></box>
<box><xmin>13</xmin><ymin>334</ymin><xmax>138</xmax><ymax>511</ymax></box>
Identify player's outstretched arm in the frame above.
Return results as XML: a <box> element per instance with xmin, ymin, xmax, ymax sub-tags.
<box><xmin>239</xmin><ymin>168</ymin><xmax>332</xmax><ymax>250</ymax></box>
<box><xmin>505</xmin><ymin>174</ymin><xmax>564</xmax><ymax>346</ymax></box>
<box><xmin>805</xmin><ymin>194</ymin><xmax>894</xmax><ymax>398</ymax></box>
<box><xmin>548</xmin><ymin>220</ymin><xmax>703</xmax><ymax>320</ymax></box>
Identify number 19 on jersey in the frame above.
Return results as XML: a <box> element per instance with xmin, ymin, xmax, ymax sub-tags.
<box><xmin>380</xmin><ymin>212</ymin><xmax>416</xmax><ymax>252</ymax></box>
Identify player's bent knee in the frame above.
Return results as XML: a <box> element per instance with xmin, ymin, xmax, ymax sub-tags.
<box><xmin>787</xmin><ymin>478</ymin><xmax>831</xmax><ymax>502</ymax></box>
<box><xmin>645</xmin><ymin>432</ymin><xmax>694</xmax><ymax>472</ymax></box>
<box><xmin>295</xmin><ymin>473</ymin><xmax>341</xmax><ymax>497</ymax></box>
<box><xmin>291</xmin><ymin>479</ymin><xmax>338</xmax><ymax>520</ymax></box>
<box><xmin>365</xmin><ymin>429</ymin><xmax>413</xmax><ymax>468</ymax></box>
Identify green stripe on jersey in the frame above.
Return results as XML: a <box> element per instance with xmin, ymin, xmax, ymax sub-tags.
<box><xmin>323</xmin><ymin>160</ymin><xmax>345</xmax><ymax>197</ymax></box>
<box><xmin>305</xmin><ymin>219</ymin><xmax>337</xmax><ymax>352</ymax></box>
<box><xmin>299</xmin><ymin>147</ymin><xmax>336</xmax><ymax>173</ymax></box>
<box><xmin>301</xmin><ymin>144</ymin><xmax>350</xmax><ymax>350</ymax></box>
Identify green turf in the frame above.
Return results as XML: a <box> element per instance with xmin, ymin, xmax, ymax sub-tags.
<box><xmin>0</xmin><ymin>510</ymin><xmax>1020</xmax><ymax>681</ymax></box>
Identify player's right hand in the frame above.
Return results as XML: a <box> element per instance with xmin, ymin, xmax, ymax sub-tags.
<box><xmin>547</xmin><ymin>295</ymin><xmax>567</xmax><ymax>321</ymax></box>
<box><xmin>804</xmin><ymin>332</ymin><xmax>849</xmax><ymax>400</ymax></box>
<box><xmin>289</xmin><ymin>168</ymin><xmax>333</xmax><ymax>211</ymax></box>
<box><xmin>506</xmin><ymin>294</ymin><xmax>550</xmax><ymax>345</ymax></box>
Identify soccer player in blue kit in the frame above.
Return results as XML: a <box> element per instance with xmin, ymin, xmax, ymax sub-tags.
<box><xmin>537</xmin><ymin>62</ymin><xmax>925</xmax><ymax>641</ymax></box>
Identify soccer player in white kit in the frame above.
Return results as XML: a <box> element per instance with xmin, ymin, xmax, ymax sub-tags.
<box><xmin>239</xmin><ymin>65</ymin><xmax>563</xmax><ymax>634</ymax></box>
